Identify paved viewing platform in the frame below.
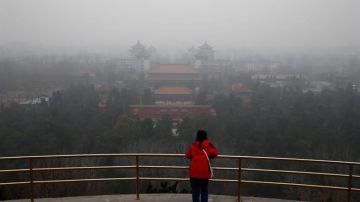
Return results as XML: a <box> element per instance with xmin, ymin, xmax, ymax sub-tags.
<box><xmin>7</xmin><ymin>194</ymin><xmax>305</xmax><ymax>202</ymax></box>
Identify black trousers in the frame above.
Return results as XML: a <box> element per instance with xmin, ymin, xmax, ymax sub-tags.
<box><xmin>190</xmin><ymin>177</ymin><xmax>209</xmax><ymax>202</ymax></box>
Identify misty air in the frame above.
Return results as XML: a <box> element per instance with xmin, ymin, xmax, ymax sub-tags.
<box><xmin>1</xmin><ymin>0</ymin><xmax>360</xmax><ymax>201</ymax></box>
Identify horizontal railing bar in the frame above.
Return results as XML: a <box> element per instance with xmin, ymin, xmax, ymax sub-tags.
<box><xmin>242</xmin><ymin>180</ymin><xmax>348</xmax><ymax>190</ymax></box>
<box><xmin>0</xmin><ymin>165</ymin><xmax>185</xmax><ymax>173</ymax></box>
<box><xmin>0</xmin><ymin>168</ymin><xmax>29</xmax><ymax>173</ymax></box>
<box><xmin>1</xmin><ymin>166</ymin><xmax>352</xmax><ymax>179</ymax></box>
<box><xmin>0</xmin><ymin>153</ymin><xmax>184</xmax><ymax>160</ymax></box>
<box><xmin>220</xmin><ymin>155</ymin><xmax>360</xmax><ymax>165</ymax></box>
<box><xmin>213</xmin><ymin>166</ymin><xmax>237</xmax><ymax>171</ymax></box>
<box><xmin>213</xmin><ymin>167</ymin><xmax>350</xmax><ymax>178</ymax></box>
<box><xmin>140</xmin><ymin>177</ymin><xmax>188</xmax><ymax>181</ymax></box>
<box><xmin>1</xmin><ymin>153</ymin><xmax>359</xmax><ymax>166</ymax></box>
<box><xmin>242</xmin><ymin>168</ymin><xmax>349</xmax><ymax>177</ymax></box>
<box><xmin>3</xmin><ymin>152</ymin><xmax>360</xmax><ymax>202</ymax></box>
<box><xmin>33</xmin><ymin>165</ymin><xmax>136</xmax><ymax>172</ymax></box>
<box><xmin>0</xmin><ymin>181</ymin><xmax>30</xmax><ymax>186</ymax></box>
<box><xmin>34</xmin><ymin>177</ymin><xmax>136</xmax><ymax>184</ymax></box>
<box><xmin>139</xmin><ymin>165</ymin><xmax>188</xmax><ymax>169</ymax></box>
<box><xmin>139</xmin><ymin>177</ymin><xmax>241</xmax><ymax>183</ymax></box>
<box><xmin>212</xmin><ymin>167</ymin><xmax>351</xmax><ymax>178</ymax></box>
<box><xmin>210</xmin><ymin>178</ymin><xmax>238</xmax><ymax>183</ymax></box>
<box><xmin>137</xmin><ymin>165</ymin><xmax>351</xmax><ymax>179</ymax></box>
<box><xmin>0</xmin><ymin>166</ymin><xmax>137</xmax><ymax>173</ymax></box>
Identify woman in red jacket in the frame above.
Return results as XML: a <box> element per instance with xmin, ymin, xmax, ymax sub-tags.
<box><xmin>185</xmin><ymin>130</ymin><xmax>218</xmax><ymax>202</ymax></box>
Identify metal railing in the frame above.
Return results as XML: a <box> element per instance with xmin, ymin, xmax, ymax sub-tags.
<box><xmin>1</xmin><ymin>153</ymin><xmax>360</xmax><ymax>202</ymax></box>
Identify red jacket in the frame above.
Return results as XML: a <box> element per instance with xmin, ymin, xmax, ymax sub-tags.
<box><xmin>185</xmin><ymin>139</ymin><xmax>219</xmax><ymax>179</ymax></box>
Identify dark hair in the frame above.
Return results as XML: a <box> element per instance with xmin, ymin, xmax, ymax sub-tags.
<box><xmin>196</xmin><ymin>129</ymin><xmax>207</xmax><ymax>143</ymax></box>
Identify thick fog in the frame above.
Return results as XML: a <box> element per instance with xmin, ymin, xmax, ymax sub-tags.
<box><xmin>2</xmin><ymin>1</ymin><xmax>360</xmax><ymax>201</ymax></box>
<box><xmin>1</xmin><ymin>0</ymin><xmax>359</xmax><ymax>50</ymax></box>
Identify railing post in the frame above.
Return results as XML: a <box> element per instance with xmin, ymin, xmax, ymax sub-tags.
<box><xmin>29</xmin><ymin>158</ymin><xmax>34</xmax><ymax>202</ymax></box>
<box><xmin>237</xmin><ymin>158</ymin><xmax>242</xmax><ymax>202</ymax></box>
<box><xmin>347</xmin><ymin>164</ymin><xmax>353</xmax><ymax>202</ymax></box>
<box><xmin>136</xmin><ymin>155</ymin><xmax>140</xmax><ymax>200</ymax></box>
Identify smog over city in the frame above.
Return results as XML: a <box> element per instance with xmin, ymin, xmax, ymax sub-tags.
<box><xmin>1</xmin><ymin>0</ymin><xmax>360</xmax><ymax>201</ymax></box>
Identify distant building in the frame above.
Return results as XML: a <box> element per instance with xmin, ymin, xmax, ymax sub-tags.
<box><xmin>94</xmin><ymin>83</ymin><xmax>113</xmax><ymax>93</ymax></box>
<box><xmin>19</xmin><ymin>96</ymin><xmax>49</xmax><ymax>105</ymax></box>
<box><xmin>194</xmin><ymin>42</ymin><xmax>215</xmax><ymax>61</ymax></box>
<box><xmin>302</xmin><ymin>81</ymin><xmax>333</xmax><ymax>94</ymax></box>
<box><xmin>242</xmin><ymin>61</ymin><xmax>279</xmax><ymax>72</ymax></box>
<box><xmin>130</xmin><ymin>41</ymin><xmax>152</xmax><ymax>59</ymax></box>
<box><xmin>231</xmin><ymin>83</ymin><xmax>252</xmax><ymax>103</ymax></box>
<box><xmin>116</xmin><ymin>67</ymin><xmax>138</xmax><ymax>80</ymax></box>
<box><xmin>332</xmin><ymin>75</ymin><xmax>352</xmax><ymax>89</ymax></box>
<box><xmin>251</xmin><ymin>74</ymin><xmax>306</xmax><ymax>89</ymax></box>
<box><xmin>189</xmin><ymin>43</ymin><xmax>232</xmax><ymax>87</ymax></box>
<box><xmin>98</xmin><ymin>94</ymin><xmax>109</xmax><ymax>112</ymax></box>
<box><xmin>145</xmin><ymin>64</ymin><xmax>201</xmax><ymax>88</ymax></box>
<box><xmin>154</xmin><ymin>86</ymin><xmax>193</xmax><ymax>105</ymax></box>
<box><xmin>94</xmin><ymin>84</ymin><xmax>113</xmax><ymax>112</ymax></box>
<box><xmin>116</xmin><ymin>58</ymin><xmax>142</xmax><ymax>71</ymax></box>
<box><xmin>133</xmin><ymin>63</ymin><xmax>215</xmax><ymax>123</ymax></box>
<box><xmin>129</xmin><ymin>41</ymin><xmax>155</xmax><ymax>71</ymax></box>
<box><xmin>251</xmin><ymin>74</ymin><xmax>304</xmax><ymax>81</ymax></box>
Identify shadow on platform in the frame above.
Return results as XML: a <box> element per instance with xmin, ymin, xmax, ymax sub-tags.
<box><xmin>6</xmin><ymin>194</ymin><xmax>305</xmax><ymax>202</ymax></box>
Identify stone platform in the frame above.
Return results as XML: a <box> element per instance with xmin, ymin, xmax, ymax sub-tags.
<box><xmin>6</xmin><ymin>194</ymin><xmax>305</xmax><ymax>202</ymax></box>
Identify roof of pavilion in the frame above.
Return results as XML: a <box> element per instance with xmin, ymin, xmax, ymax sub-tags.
<box><xmin>147</xmin><ymin>64</ymin><xmax>198</xmax><ymax>74</ymax></box>
<box><xmin>154</xmin><ymin>86</ymin><xmax>193</xmax><ymax>95</ymax></box>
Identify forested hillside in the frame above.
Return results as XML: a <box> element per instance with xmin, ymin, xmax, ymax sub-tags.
<box><xmin>2</xmin><ymin>84</ymin><xmax>360</xmax><ymax>160</ymax></box>
<box><xmin>1</xmin><ymin>83</ymin><xmax>360</xmax><ymax>200</ymax></box>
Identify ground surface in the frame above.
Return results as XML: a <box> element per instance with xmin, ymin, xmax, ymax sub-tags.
<box><xmin>5</xmin><ymin>194</ymin><xmax>306</xmax><ymax>202</ymax></box>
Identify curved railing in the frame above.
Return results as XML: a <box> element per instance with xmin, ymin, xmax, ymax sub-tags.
<box><xmin>1</xmin><ymin>153</ymin><xmax>360</xmax><ymax>202</ymax></box>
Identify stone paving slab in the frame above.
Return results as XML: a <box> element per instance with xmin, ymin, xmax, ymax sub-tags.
<box><xmin>4</xmin><ymin>194</ymin><xmax>305</xmax><ymax>202</ymax></box>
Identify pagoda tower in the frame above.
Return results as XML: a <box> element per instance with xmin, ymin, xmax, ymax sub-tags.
<box><xmin>129</xmin><ymin>41</ymin><xmax>153</xmax><ymax>71</ymax></box>
<box><xmin>191</xmin><ymin>42</ymin><xmax>215</xmax><ymax>68</ymax></box>
<box><xmin>195</xmin><ymin>42</ymin><xmax>214</xmax><ymax>61</ymax></box>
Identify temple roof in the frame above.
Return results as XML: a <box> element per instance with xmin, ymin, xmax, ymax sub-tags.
<box><xmin>129</xmin><ymin>41</ymin><xmax>151</xmax><ymax>58</ymax></box>
<box><xmin>148</xmin><ymin>65</ymin><xmax>198</xmax><ymax>74</ymax></box>
<box><xmin>194</xmin><ymin>42</ymin><xmax>214</xmax><ymax>60</ymax></box>
<box><xmin>198</xmin><ymin>42</ymin><xmax>213</xmax><ymax>50</ymax></box>
<box><xmin>154</xmin><ymin>86</ymin><xmax>193</xmax><ymax>95</ymax></box>
<box><xmin>231</xmin><ymin>83</ymin><xmax>252</xmax><ymax>93</ymax></box>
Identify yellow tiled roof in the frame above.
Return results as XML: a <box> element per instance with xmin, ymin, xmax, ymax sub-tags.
<box><xmin>232</xmin><ymin>83</ymin><xmax>251</xmax><ymax>93</ymax></box>
<box><xmin>154</xmin><ymin>86</ymin><xmax>193</xmax><ymax>95</ymax></box>
<box><xmin>148</xmin><ymin>65</ymin><xmax>198</xmax><ymax>74</ymax></box>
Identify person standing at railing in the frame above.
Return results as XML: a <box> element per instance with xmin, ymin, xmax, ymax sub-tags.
<box><xmin>185</xmin><ymin>129</ymin><xmax>218</xmax><ymax>202</ymax></box>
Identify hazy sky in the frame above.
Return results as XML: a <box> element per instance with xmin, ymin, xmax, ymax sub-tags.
<box><xmin>1</xmin><ymin>0</ymin><xmax>359</xmax><ymax>50</ymax></box>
